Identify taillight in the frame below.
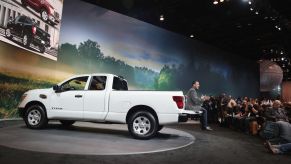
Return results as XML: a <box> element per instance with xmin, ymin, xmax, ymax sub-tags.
<box><xmin>32</xmin><ymin>26</ymin><xmax>36</xmax><ymax>35</ymax></box>
<box><xmin>173</xmin><ymin>96</ymin><xmax>184</xmax><ymax>109</ymax></box>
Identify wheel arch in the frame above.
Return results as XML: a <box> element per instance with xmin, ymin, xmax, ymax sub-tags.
<box><xmin>23</xmin><ymin>101</ymin><xmax>47</xmax><ymax>118</ymax></box>
<box><xmin>126</xmin><ymin>105</ymin><xmax>159</xmax><ymax>124</ymax></box>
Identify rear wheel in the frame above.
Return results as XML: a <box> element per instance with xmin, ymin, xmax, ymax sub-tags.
<box><xmin>59</xmin><ymin>120</ymin><xmax>75</xmax><ymax>127</ymax></box>
<box><xmin>128</xmin><ymin>110</ymin><xmax>158</xmax><ymax>140</ymax></box>
<box><xmin>24</xmin><ymin>105</ymin><xmax>48</xmax><ymax>129</ymax></box>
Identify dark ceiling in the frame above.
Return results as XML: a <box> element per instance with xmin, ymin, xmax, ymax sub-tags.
<box><xmin>83</xmin><ymin>0</ymin><xmax>291</xmax><ymax>80</ymax></box>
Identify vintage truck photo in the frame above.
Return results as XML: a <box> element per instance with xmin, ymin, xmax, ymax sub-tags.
<box><xmin>18</xmin><ymin>74</ymin><xmax>193</xmax><ymax>139</ymax></box>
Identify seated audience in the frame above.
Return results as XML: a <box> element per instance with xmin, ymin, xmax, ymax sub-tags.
<box><xmin>264</xmin><ymin>100</ymin><xmax>289</xmax><ymax>122</ymax></box>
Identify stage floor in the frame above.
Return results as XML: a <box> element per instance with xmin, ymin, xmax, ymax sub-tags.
<box><xmin>0</xmin><ymin>121</ymin><xmax>194</xmax><ymax>155</ymax></box>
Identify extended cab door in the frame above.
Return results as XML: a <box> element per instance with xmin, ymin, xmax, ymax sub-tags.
<box><xmin>83</xmin><ymin>76</ymin><xmax>108</xmax><ymax>121</ymax></box>
<box><xmin>49</xmin><ymin>76</ymin><xmax>89</xmax><ymax>120</ymax></box>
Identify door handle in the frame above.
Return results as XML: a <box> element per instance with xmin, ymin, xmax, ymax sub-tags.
<box><xmin>75</xmin><ymin>95</ymin><xmax>82</xmax><ymax>98</ymax></box>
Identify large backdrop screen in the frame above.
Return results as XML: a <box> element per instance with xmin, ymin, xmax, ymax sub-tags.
<box><xmin>0</xmin><ymin>0</ymin><xmax>259</xmax><ymax>118</ymax></box>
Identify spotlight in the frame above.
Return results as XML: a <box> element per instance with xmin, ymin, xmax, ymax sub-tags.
<box><xmin>213</xmin><ymin>1</ymin><xmax>219</xmax><ymax>5</ymax></box>
<box><xmin>160</xmin><ymin>15</ymin><xmax>164</xmax><ymax>21</ymax></box>
<box><xmin>248</xmin><ymin>1</ymin><xmax>252</xmax><ymax>5</ymax></box>
<box><xmin>190</xmin><ymin>34</ymin><xmax>194</xmax><ymax>38</ymax></box>
<box><xmin>282</xmin><ymin>57</ymin><xmax>285</xmax><ymax>61</ymax></box>
<box><xmin>250</xmin><ymin>8</ymin><xmax>254</xmax><ymax>11</ymax></box>
<box><xmin>220</xmin><ymin>0</ymin><xmax>224</xmax><ymax>2</ymax></box>
<box><xmin>278</xmin><ymin>27</ymin><xmax>281</xmax><ymax>31</ymax></box>
<box><xmin>255</xmin><ymin>11</ymin><xmax>259</xmax><ymax>15</ymax></box>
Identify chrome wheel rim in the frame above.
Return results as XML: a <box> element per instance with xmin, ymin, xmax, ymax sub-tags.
<box><xmin>133</xmin><ymin>116</ymin><xmax>151</xmax><ymax>135</ymax></box>
<box><xmin>42</xmin><ymin>11</ymin><xmax>48</xmax><ymax>21</ymax></box>
<box><xmin>23</xmin><ymin>35</ymin><xmax>28</xmax><ymax>46</ymax></box>
<box><xmin>28</xmin><ymin>109</ymin><xmax>41</xmax><ymax>126</ymax></box>
<box><xmin>6</xmin><ymin>29</ymin><xmax>11</xmax><ymax>37</ymax></box>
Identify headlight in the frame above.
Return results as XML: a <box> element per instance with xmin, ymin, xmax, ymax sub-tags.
<box><xmin>20</xmin><ymin>94</ymin><xmax>27</xmax><ymax>102</ymax></box>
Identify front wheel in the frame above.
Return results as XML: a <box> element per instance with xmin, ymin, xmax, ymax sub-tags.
<box><xmin>5</xmin><ymin>28</ymin><xmax>12</xmax><ymax>39</ymax></box>
<box><xmin>22</xmin><ymin>34</ymin><xmax>31</xmax><ymax>48</ymax></box>
<box><xmin>41</xmin><ymin>9</ymin><xmax>48</xmax><ymax>22</ymax></box>
<box><xmin>128</xmin><ymin>110</ymin><xmax>158</xmax><ymax>140</ymax></box>
<box><xmin>24</xmin><ymin>105</ymin><xmax>48</xmax><ymax>129</ymax></box>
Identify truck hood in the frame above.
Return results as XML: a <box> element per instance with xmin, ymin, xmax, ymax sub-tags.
<box><xmin>26</xmin><ymin>88</ymin><xmax>53</xmax><ymax>95</ymax></box>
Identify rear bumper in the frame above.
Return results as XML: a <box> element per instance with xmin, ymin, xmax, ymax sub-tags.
<box><xmin>178</xmin><ymin>110</ymin><xmax>203</xmax><ymax>122</ymax></box>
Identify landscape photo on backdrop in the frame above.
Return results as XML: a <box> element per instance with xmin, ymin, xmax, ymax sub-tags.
<box><xmin>0</xmin><ymin>0</ymin><xmax>259</xmax><ymax>118</ymax></box>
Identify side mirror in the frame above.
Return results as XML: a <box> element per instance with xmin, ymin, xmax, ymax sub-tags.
<box><xmin>53</xmin><ymin>85</ymin><xmax>60</xmax><ymax>92</ymax></box>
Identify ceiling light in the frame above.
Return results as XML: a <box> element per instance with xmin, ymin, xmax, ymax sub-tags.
<box><xmin>213</xmin><ymin>1</ymin><xmax>219</xmax><ymax>5</ymax></box>
<box><xmin>250</xmin><ymin>8</ymin><xmax>254</xmax><ymax>11</ymax></box>
<box><xmin>278</xmin><ymin>27</ymin><xmax>281</xmax><ymax>31</ymax></box>
<box><xmin>220</xmin><ymin>0</ymin><xmax>224</xmax><ymax>2</ymax></box>
<box><xmin>255</xmin><ymin>11</ymin><xmax>259</xmax><ymax>15</ymax></box>
<box><xmin>282</xmin><ymin>58</ymin><xmax>285</xmax><ymax>61</ymax></box>
<box><xmin>248</xmin><ymin>1</ymin><xmax>252</xmax><ymax>5</ymax></box>
<box><xmin>160</xmin><ymin>15</ymin><xmax>164</xmax><ymax>21</ymax></box>
<box><xmin>190</xmin><ymin>35</ymin><xmax>194</xmax><ymax>38</ymax></box>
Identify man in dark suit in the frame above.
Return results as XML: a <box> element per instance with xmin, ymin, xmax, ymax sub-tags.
<box><xmin>186</xmin><ymin>81</ymin><xmax>213</xmax><ymax>131</ymax></box>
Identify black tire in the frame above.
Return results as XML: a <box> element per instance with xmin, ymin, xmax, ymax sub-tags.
<box><xmin>5</xmin><ymin>28</ymin><xmax>12</xmax><ymax>39</ymax></box>
<box><xmin>39</xmin><ymin>45</ymin><xmax>45</xmax><ymax>53</ymax></box>
<box><xmin>22</xmin><ymin>34</ymin><xmax>31</xmax><ymax>48</ymax></box>
<box><xmin>157</xmin><ymin>125</ymin><xmax>164</xmax><ymax>132</ymax></box>
<box><xmin>60</xmin><ymin>120</ymin><xmax>75</xmax><ymax>127</ymax></box>
<box><xmin>24</xmin><ymin>104</ymin><xmax>48</xmax><ymax>129</ymax></box>
<box><xmin>41</xmin><ymin>9</ymin><xmax>49</xmax><ymax>22</ymax></box>
<box><xmin>128</xmin><ymin>110</ymin><xmax>158</xmax><ymax>140</ymax></box>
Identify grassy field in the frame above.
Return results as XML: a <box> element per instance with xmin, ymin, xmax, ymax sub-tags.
<box><xmin>0</xmin><ymin>73</ymin><xmax>55</xmax><ymax>119</ymax></box>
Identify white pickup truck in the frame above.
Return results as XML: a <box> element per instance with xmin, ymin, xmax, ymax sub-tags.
<box><xmin>18</xmin><ymin>74</ymin><xmax>192</xmax><ymax>139</ymax></box>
